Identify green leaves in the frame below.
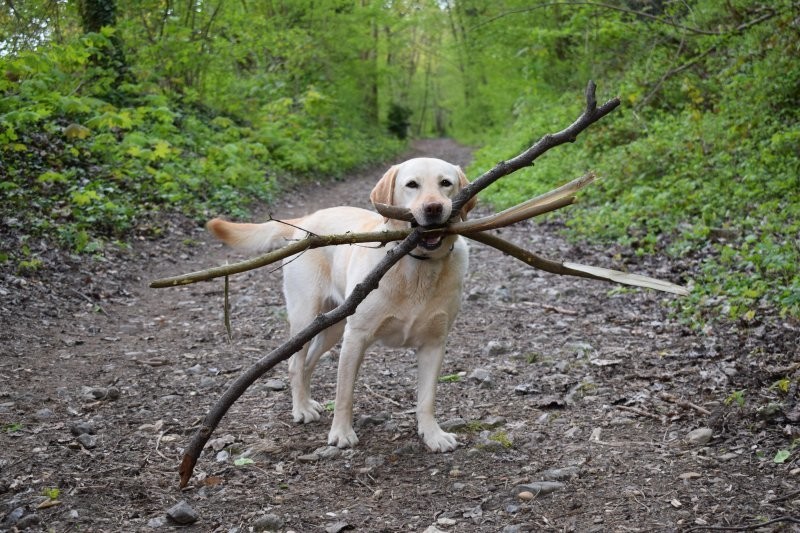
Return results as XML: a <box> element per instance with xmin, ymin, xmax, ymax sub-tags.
<box><xmin>462</xmin><ymin>0</ymin><xmax>800</xmax><ymax>321</ymax></box>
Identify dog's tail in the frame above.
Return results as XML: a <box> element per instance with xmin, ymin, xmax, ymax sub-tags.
<box><xmin>206</xmin><ymin>218</ymin><xmax>298</xmax><ymax>254</ymax></box>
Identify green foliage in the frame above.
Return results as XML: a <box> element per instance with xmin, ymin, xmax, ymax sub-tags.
<box><xmin>724</xmin><ymin>389</ymin><xmax>747</xmax><ymax>408</ymax></box>
<box><xmin>0</xmin><ymin>4</ymin><xmax>402</xmax><ymax>262</ymax></box>
<box><xmin>3</xmin><ymin>422</ymin><xmax>22</xmax><ymax>433</ymax></box>
<box><xmin>773</xmin><ymin>449</ymin><xmax>791</xmax><ymax>464</ymax></box>
<box><xmin>2</xmin><ymin>1</ymin><xmax>798</xmax><ymax>325</ymax></box>
<box><xmin>457</xmin><ymin>0</ymin><xmax>800</xmax><ymax>321</ymax></box>
<box><xmin>42</xmin><ymin>487</ymin><xmax>60</xmax><ymax>500</ymax></box>
<box><xmin>488</xmin><ymin>430</ymin><xmax>513</xmax><ymax>448</ymax></box>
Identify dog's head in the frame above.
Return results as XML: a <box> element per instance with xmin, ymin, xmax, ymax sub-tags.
<box><xmin>370</xmin><ymin>157</ymin><xmax>476</xmax><ymax>256</ymax></box>
<box><xmin>370</xmin><ymin>158</ymin><xmax>476</xmax><ymax>225</ymax></box>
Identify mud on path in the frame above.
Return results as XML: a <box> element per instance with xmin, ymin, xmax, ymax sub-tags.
<box><xmin>1</xmin><ymin>139</ymin><xmax>798</xmax><ymax>532</ymax></box>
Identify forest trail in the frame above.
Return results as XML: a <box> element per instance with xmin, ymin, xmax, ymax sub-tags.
<box><xmin>1</xmin><ymin>139</ymin><xmax>797</xmax><ymax>532</ymax></box>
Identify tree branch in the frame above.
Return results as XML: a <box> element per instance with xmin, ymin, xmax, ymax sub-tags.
<box><xmin>152</xmin><ymin>173</ymin><xmax>596</xmax><ymax>288</ymax></box>
<box><xmin>151</xmin><ymin>228</ymin><xmax>410</xmax><ymax>287</ymax></box>
<box><xmin>466</xmin><ymin>232</ymin><xmax>689</xmax><ymax>295</ymax></box>
<box><xmin>448</xmin><ymin>81</ymin><xmax>619</xmax><ymax>218</ymax></box>
<box><xmin>158</xmin><ymin>82</ymin><xmax>678</xmax><ymax>489</ymax></box>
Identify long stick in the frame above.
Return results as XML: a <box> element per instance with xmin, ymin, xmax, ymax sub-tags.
<box><xmin>172</xmin><ymin>82</ymin><xmax>623</xmax><ymax>488</ymax></box>
<box><xmin>152</xmin><ymin>173</ymin><xmax>594</xmax><ymax>288</ymax></box>
<box><xmin>468</xmin><ymin>232</ymin><xmax>689</xmax><ymax>295</ymax></box>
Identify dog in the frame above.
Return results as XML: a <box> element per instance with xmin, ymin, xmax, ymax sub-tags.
<box><xmin>207</xmin><ymin>157</ymin><xmax>476</xmax><ymax>452</ymax></box>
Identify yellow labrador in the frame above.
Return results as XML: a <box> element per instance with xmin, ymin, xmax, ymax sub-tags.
<box><xmin>207</xmin><ymin>158</ymin><xmax>476</xmax><ymax>452</ymax></box>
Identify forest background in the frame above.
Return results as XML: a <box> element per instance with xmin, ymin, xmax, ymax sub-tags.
<box><xmin>1</xmin><ymin>0</ymin><xmax>798</xmax><ymax>326</ymax></box>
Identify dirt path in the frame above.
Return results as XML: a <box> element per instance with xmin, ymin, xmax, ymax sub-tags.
<box><xmin>1</xmin><ymin>139</ymin><xmax>798</xmax><ymax>532</ymax></box>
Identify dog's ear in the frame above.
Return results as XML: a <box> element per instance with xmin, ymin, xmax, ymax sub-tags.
<box><xmin>457</xmin><ymin>166</ymin><xmax>477</xmax><ymax>220</ymax></box>
<box><xmin>370</xmin><ymin>164</ymin><xmax>399</xmax><ymax>217</ymax></box>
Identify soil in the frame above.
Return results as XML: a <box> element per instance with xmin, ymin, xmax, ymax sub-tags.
<box><xmin>1</xmin><ymin>139</ymin><xmax>798</xmax><ymax>533</ymax></box>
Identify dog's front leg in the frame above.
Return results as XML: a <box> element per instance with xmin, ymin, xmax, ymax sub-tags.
<box><xmin>416</xmin><ymin>343</ymin><xmax>458</xmax><ymax>452</ymax></box>
<box><xmin>328</xmin><ymin>333</ymin><xmax>368</xmax><ymax>448</ymax></box>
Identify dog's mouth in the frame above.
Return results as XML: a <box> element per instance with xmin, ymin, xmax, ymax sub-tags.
<box><xmin>411</xmin><ymin>221</ymin><xmax>445</xmax><ymax>251</ymax></box>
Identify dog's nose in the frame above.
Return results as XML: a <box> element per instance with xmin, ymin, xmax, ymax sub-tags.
<box><xmin>422</xmin><ymin>202</ymin><xmax>443</xmax><ymax>219</ymax></box>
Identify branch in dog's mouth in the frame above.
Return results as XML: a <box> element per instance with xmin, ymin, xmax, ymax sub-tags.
<box><xmin>410</xmin><ymin>221</ymin><xmax>446</xmax><ymax>250</ymax></box>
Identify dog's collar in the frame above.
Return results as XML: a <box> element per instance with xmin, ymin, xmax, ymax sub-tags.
<box><xmin>408</xmin><ymin>243</ymin><xmax>454</xmax><ymax>261</ymax></box>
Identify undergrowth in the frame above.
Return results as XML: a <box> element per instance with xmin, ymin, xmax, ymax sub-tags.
<box><xmin>465</xmin><ymin>1</ymin><xmax>800</xmax><ymax>323</ymax></box>
<box><xmin>0</xmin><ymin>31</ymin><xmax>402</xmax><ymax>263</ymax></box>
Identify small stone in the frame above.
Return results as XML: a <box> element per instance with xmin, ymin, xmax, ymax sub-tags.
<box><xmin>252</xmin><ymin>513</ymin><xmax>284</xmax><ymax>531</ymax></box>
<box><xmin>452</xmin><ymin>482</ymin><xmax>466</xmax><ymax>491</ymax></box>
<box><xmin>70</xmin><ymin>421</ymin><xmax>95</xmax><ymax>436</ymax></box>
<box><xmin>69</xmin><ymin>509</ymin><xmax>80</xmax><ymax>520</ymax></box>
<box><xmin>15</xmin><ymin>514</ymin><xmax>40</xmax><ymax>530</ymax></box>
<box><xmin>76</xmin><ymin>433</ymin><xmax>97</xmax><ymax>449</ymax></box>
<box><xmin>440</xmin><ymin>418</ymin><xmax>467</xmax><ymax>432</ymax></box>
<box><xmin>485</xmin><ymin>341</ymin><xmax>509</xmax><ymax>356</ymax></box>
<box><xmin>514</xmin><ymin>383</ymin><xmax>537</xmax><ymax>395</ymax></box>
<box><xmin>147</xmin><ymin>516</ymin><xmax>167</xmax><ymax>528</ymax></box>
<box><xmin>186</xmin><ymin>364</ymin><xmax>203</xmax><ymax>375</ymax></box>
<box><xmin>355</xmin><ymin>412</ymin><xmax>389</xmax><ymax>428</ymax></box>
<box><xmin>505</xmin><ymin>503</ymin><xmax>520</xmax><ymax>514</ymax></box>
<box><xmin>35</xmin><ymin>408</ymin><xmax>54</xmax><ymax>420</ymax></box>
<box><xmin>166</xmin><ymin>501</ymin><xmax>198</xmax><ymax>525</ymax></box>
<box><xmin>686</xmin><ymin>427</ymin><xmax>713</xmax><ymax>445</ymax></box>
<box><xmin>325</xmin><ymin>521</ymin><xmax>353</xmax><ymax>533</ymax></box>
<box><xmin>468</xmin><ymin>368</ymin><xmax>491</xmax><ymax>383</ymax></box>
<box><xmin>719</xmin><ymin>452</ymin><xmax>739</xmax><ymax>461</ymax></box>
<box><xmin>82</xmin><ymin>386</ymin><xmax>107</xmax><ymax>400</ymax></box>
<box><xmin>422</xmin><ymin>526</ymin><xmax>447</xmax><ymax>533</ymax></box>
<box><xmin>437</xmin><ymin>517</ymin><xmax>457</xmax><ymax>526</ymax></box>
<box><xmin>263</xmin><ymin>379</ymin><xmax>286</xmax><ymax>391</ymax></box>
<box><xmin>1</xmin><ymin>507</ymin><xmax>25</xmax><ymax>528</ymax></box>
<box><xmin>502</xmin><ymin>526</ymin><xmax>522</xmax><ymax>533</ymax></box>
<box><xmin>106</xmin><ymin>387</ymin><xmax>120</xmax><ymax>400</ymax></box>
<box><xmin>515</xmin><ymin>481</ymin><xmax>565</xmax><ymax>497</ymax></box>
<box><xmin>216</xmin><ymin>450</ymin><xmax>230</xmax><ymax>462</ymax></box>
<box><xmin>208</xmin><ymin>434</ymin><xmax>236</xmax><ymax>451</ymax></box>
<box><xmin>481</xmin><ymin>416</ymin><xmax>506</xmax><ymax>428</ymax></box>
<box><xmin>315</xmin><ymin>446</ymin><xmax>342</xmax><ymax>460</ymax></box>
<box><xmin>518</xmin><ymin>491</ymin><xmax>535</xmax><ymax>501</ymax></box>
<box><xmin>297</xmin><ymin>453</ymin><xmax>320</xmax><ymax>462</ymax></box>
<box><xmin>541</xmin><ymin>466</ymin><xmax>580</xmax><ymax>481</ymax></box>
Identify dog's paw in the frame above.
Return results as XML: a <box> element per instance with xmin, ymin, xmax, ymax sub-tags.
<box><xmin>292</xmin><ymin>400</ymin><xmax>323</xmax><ymax>424</ymax></box>
<box><xmin>420</xmin><ymin>427</ymin><xmax>459</xmax><ymax>453</ymax></box>
<box><xmin>328</xmin><ymin>425</ymin><xmax>359</xmax><ymax>449</ymax></box>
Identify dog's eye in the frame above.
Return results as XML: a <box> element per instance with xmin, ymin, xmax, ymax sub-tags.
<box><xmin>406</xmin><ymin>181</ymin><xmax>419</xmax><ymax>189</ymax></box>
<box><xmin>440</xmin><ymin>179</ymin><xmax>453</xmax><ymax>187</ymax></box>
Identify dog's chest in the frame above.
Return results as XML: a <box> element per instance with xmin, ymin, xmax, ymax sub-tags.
<box><xmin>368</xmin><ymin>258</ymin><xmax>465</xmax><ymax>348</ymax></box>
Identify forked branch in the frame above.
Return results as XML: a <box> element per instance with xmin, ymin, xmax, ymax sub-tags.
<box><xmin>152</xmin><ymin>82</ymin><xmax>686</xmax><ymax>489</ymax></box>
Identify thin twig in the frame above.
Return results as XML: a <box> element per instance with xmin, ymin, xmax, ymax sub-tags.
<box><xmin>616</xmin><ymin>404</ymin><xmax>667</xmax><ymax>424</ymax></box>
<box><xmin>364</xmin><ymin>383</ymin><xmax>402</xmax><ymax>408</ymax></box>
<box><xmin>658</xmin><ymin>392</ymin><xmax>711</xmax><ymax>416</ymax></box>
